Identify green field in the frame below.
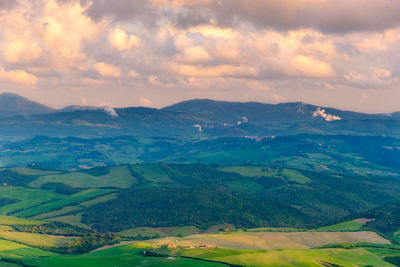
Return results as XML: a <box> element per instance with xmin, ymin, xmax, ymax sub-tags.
<box><xmin>0</xmin><ymin>215</ymin><xmax>47</xmax><ymax>225</ymax></box>
<box><xmin>281</xmin><ymin>168</ymin><xmax>311</xmax><ymax>184</ymax></box>
<box><xmin>0</xmin><ymin>187</ymin><xmax>62</xmax><ymax>215</ymax></box>
<box><xmin>29</xmin><ymin>165</ymin><xmax>136</xmax><ymax>189</ymax></box>
<box><xmin>32</xmin><ymin>193</ymin><xmax>118</xmax><ymax>220</ymax></box>
<box><xmin>21</xmin><ymin>244</ymin><xmax>224</xmax><ymax>267</ymax></box>
<box><xmin>79</xmin><ymin>193</ymin><xmax>118</xmax><ymax>208</ymax></box>
<box><xmin>130</xmin><ymin>164</ymin><xmax>176</xmax><ymax>184</ymax></box>
<box><xmin>10</xmin><ymin>167</ymin><xmax>62</xmax><ymax>176</ymax></box>
<box><xmin>219</xmin><ymin>166</ymin><xmax>310</xmax><ymax>184</ymax></box>
<box><xmin>317</xmin><ymin>220</ymin><xmax>364</xmax><ymax>231</ymax></box>
<box><xmin>0</xmin><ymin>239</ymin><xmax>54</xmax><ymax>258</ymax></box>
<box><xmin>49</xmin><ymin>213</ymin><xmax>90</xmax><ymax>229</ymax></box>
<box><xmin>14</xmin><ymin>189</ymin><xmax>114</xmax><ymax>217</ymax></box>
<box><xmin>218</xmin><ymin>166</ymin><xmax>277</xmax><ymax>177</ymax></box>
<box><xmin>32</xmin><ymin>206</ymin><xmax>82</xmax><ymax>220</ymax></box>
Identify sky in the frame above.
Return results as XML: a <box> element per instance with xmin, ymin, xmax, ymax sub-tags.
<box><xmin>0</xmin><ymin>0</ymin><xmax>400</xmax><ymax>113</ymax></box>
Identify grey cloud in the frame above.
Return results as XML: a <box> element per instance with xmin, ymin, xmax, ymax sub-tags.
<box><xmin>86</xmin><ymin>0</ymin><xmax>161</xmax><ymax>27</ymax></box>
<box><xmin>0</xmin><ymin>0</ymin><xmax>16</xmax><ymax>10</ymax></box>
<box><xmin>85</xmin><ymin>0</ymin><xmax>400</xmax><ymax>33</ymax></box>
<box><xmin>176</xmin><ymin>0</ymin><xmax>400</xmax><ymax>33</ymax></box>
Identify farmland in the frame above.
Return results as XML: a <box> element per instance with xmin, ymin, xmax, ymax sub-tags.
<box><xmin>0</xmin><ymin>162</ymin><xmax>399</xmax><ymax>265</ymax></box>
<box><xmin>147</xmin><ymin>230</ymin><xmax>390</xmax><ymax>250</ymax></box>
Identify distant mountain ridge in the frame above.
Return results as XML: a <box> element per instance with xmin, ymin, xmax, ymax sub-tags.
<box><xmin>0</xmin><ymin>93</ymin><xmax>399</xmax><ymax>140</ymax></box>
<box><xmin>0</xmin><ymin>92</ymin><xmax>54</xmax><ymax>118</ymax></box>
<box><xmin>163</xmin><ymin>99</ymin><xmax>380</xmax><ymax>124</ymax></box>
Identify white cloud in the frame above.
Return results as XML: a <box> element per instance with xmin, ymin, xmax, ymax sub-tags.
<box><xmin>103</xmin><ymin>106</ymin><xmax>119</xmax><ymax>118</ymax></box>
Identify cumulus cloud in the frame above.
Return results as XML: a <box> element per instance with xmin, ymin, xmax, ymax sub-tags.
<box><xmin>94</xmin><ymin>62</ymin><xmax>121</xmax><ymax>78</ymax></box>
<box><xmin>0</xmin><ymin>0</ymin><xmax>399</xmax><ymax>112</ymax></box>
<box><xmin>3</xmin><ymin>39</ymin><xmax>42</xmax><ymax>63</ymax></box>
<box><xmin>291</xmin><ymin>55</ymin><xmax>335</xmax><ymax>78</ymax></box>
<box><xmin>313</xmin><ymin>107</ymin><xmax>341</xmax><ymax>121</ymax></box>
<box><xmin>109</xmin><ymin>28</ymin><xmax>139</xmax><ymax>51</ymax></box>
<box><xmin>0</xmin><ymin>68</ymin><xmax>37</xmax><ymax>85</ymax></box>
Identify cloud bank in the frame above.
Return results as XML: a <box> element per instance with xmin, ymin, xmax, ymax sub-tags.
<box><xmin>0</xmin><ymin>0</ymin><xmax>399</xmax><ymax>113</ymax></box>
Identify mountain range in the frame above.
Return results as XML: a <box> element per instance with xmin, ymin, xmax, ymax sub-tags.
<box><xmin>1</xmin><ymin>92</ymin><xmax>400</xmax><ymax>140</ymax></box>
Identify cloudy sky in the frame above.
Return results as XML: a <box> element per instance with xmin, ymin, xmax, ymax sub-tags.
<box><xmin>0</xmin><ymin>0</ymin><xmax>400</xmax><ymax>112</ymax></box>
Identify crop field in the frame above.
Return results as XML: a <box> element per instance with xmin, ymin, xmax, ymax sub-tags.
<box><xmin>14</xmin><ymin>189</ymin><xmax>114</xmax><ymax>217</ymax></box>
<box><xmin>28</xmin><ymin>165</ymin><xmax>136</xmax><ymax>189</ymax></box>
<box><xmin>0</xmin><ymin>215</ymin><xmax>46</xmax><ymax>225</ymax></box>
<box><xmin>218</xmin><ymin>166</ymin><xmax>277</xmax><ymax>177</ymax></box>
<box><xmin>119</xmin><ymin>226</ymin><xmax>200</xmax><ymax>238</ymax></box>
<box><xmin>316</xmin><ymin>220</ymin><xmax>364</xmax><ymax>231</ymax></box>
<box><xmin>32</xmin><ymin>206</ymin><xmax>82</xmax><ymax>220</ymax></box>
<box><xmin>0</xmin><ymin>231</ymin><xmax>75</xmax><ymax>247</ymax></box>
<box><xmin>149</xmin><ymin>231</ymin><xmax>390</xmax><ymax>250</ymax></box>
<box><xmin>10</xmin><ymin>167</ymin><xmax>62</xmax><ymax>176</ymax></box>
<box><xmin>0</xmin><ymin>187</ymin><xmax>62</xmax><ymax>215</ymax></box>
<box><xmin>0</xmin><ymin>239</ymin><xmax>54</xmax><ymax>258</ymax></box>
<box><xmin>219</xmin><ymin>166</ymin><xmax>310</xmax><ymax>184</ymax></box>
<box><xmin>49</xmin><ymin>213</ymin><xmax>90</xmax><ymax>229</ymax></box>
<box><xmin>179</xmin><ymin>247</ymin><xmax>396</xmax><ymax>267</ymax></box>
<box><xmin>79</xmin><ymin>193</ymin><xmax>118</xmax><ymax>208</ymax></box>
<box><xmin>130</xmin><ymin>164</ymin><xmax>175</xmax><ymax>184</ymax></box>
<box><xmin>21</xmin><ymin>243</ymin><xmax>224</xmax><ymax>267</ymax></box>
<box><xmin>32</xmin><ymin>193</ymin><xmax>118</xmax><ymax>220</ymax></box>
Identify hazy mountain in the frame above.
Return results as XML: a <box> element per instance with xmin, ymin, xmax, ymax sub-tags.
<box><xmin>0</xmin><ymin>92</ymin><xmax>53</xmax><ymax>118</ymax></box>
<box><xmin>56</xmin><ymin>105</ymin><xmax>101</xmax><ymax>113</ymax></box>
<box><xmin>0</xmin><ymin>94</ymin><xmax>400</xmax><ymax>139</ymax></box>
<box><xmin>163</xmin><ymin>99</ymin><xmax>382</xmax><ymax>124</ymax></box>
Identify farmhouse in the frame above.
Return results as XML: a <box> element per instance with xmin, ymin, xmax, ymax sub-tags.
<box><xmin>199</xmin><ymin>243</ymin><xmax>209</xmax><ymax>248</ymax></box>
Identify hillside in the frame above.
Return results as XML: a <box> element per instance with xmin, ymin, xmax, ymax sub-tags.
<box><xmin>0</xmin><ymin>163</ymin><xmax>399</xmax><ymax>233</ymax></box>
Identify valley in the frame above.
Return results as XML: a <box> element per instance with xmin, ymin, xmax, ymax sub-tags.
<box><xmin>0</xmin><ymin>95</ymin><xmax>400</xmax><ymax>266</ymax></box>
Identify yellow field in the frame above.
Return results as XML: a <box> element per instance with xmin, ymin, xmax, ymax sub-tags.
<box><xmin>0</xmin><ymin>231</ymin><xmax>75</xmax><ymax>247</ymax></box>
<box><xmin>148</xmin><ymin>231</ymin><xmax>390</xmax><ymax>250</ymax></box>
<box><xmin>180</xmin><ymin>247</ymin><xmax>396</xmax><ymax>267</ymax></box>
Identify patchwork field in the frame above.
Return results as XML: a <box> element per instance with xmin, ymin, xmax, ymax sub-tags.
<box><xmin>14</xmin><ymin>189</ymin><xmax>114</xmax><ymax>217</ymax></box>
<box><xmin>0</xmin><ymin>187</ymin><xmax>62</xmax><ymax>215</ymax></box>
